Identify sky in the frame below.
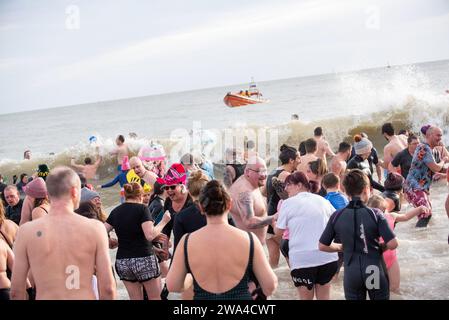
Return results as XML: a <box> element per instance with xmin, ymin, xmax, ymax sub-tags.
<box><xmin>1</xmin><ymin>0</ymin><xmax>449</xmax><ymax>114</ymax></box>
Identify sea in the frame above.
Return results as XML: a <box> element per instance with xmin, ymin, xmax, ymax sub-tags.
<box><xmin>1</xmin><ymin>59</ymin><xmax>449</xmax><ymax>300</ymax></box>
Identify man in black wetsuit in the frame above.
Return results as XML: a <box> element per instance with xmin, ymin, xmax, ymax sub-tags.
<box><xmin>348</xmin><ymin>135</ymin><xmax>385</xmax><ymax>192</ymax></box>
<box><xmin>319</xmin><ymin>169</ymin><xmax>398</xmax><ymax>300</ymax></box>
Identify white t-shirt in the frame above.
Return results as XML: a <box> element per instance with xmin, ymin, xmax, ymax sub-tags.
<box><xmin>276</xmin><ymin>192</ymin><xmax>338</xmax><ymax>269</ymax></box>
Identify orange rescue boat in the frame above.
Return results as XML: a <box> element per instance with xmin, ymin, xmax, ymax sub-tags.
<box><xmin>223</xmin><ymin>80</ymin><xmax>269</xmax><ymax>108</ymax></box>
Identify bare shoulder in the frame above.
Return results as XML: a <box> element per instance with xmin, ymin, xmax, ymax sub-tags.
<box><xmin>4</xmin><ymin>219</ymin><xmax>18</xmax><ymax>231</ymax></box>
<box><xmin>238</xmin><ymin>189</ymin><xmax>254</xmax><ymax>203</ymax></box>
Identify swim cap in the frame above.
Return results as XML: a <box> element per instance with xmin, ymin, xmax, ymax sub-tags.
<box><xmin>138</xmin><ymin>144</ymin><xmax>166</xmax><ymax>162</ymax></box>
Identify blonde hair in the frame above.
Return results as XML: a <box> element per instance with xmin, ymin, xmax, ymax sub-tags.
<box><xmin>367</xmin><ymin>194</ymin><xmax>386</xmax><ymax>212</ymax></box>
<box><xmin>187</xmin><ymin>170</ymin><xmax>210</xmax><ymax>198</ymax></box>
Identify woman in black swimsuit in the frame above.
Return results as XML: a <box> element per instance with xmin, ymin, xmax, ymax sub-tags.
<box><xmin>166</xmin><ymin>180</ymin><xmax>278</xmax><ymax>300</ymax></box>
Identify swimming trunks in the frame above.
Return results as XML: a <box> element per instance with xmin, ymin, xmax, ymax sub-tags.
<box><xmin>290</xmin><ymin>261</ymin><xmax>338</xmax><ymax>290</ymax></box>
<box><xmin>404</xmin><ymin>189</ymin><xmax>432</xmax><ymax>227</ymax></box>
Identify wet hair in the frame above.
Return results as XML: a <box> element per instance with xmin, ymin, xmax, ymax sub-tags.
<box><xmin>381</xmin><ymin>123</ymin><xmax>395</xmax><ymax>136</ymax></box>
<box><xmin>407</xmin><ymin>134</ymin><xmax>418</xmax><ymax>144</ymax></box>
<box><xmin>314</xmin><ymin>127</ymin><xmax>323</xmax><ymax>136</ymax></box>
<box><xmin>284</xmin><ymin>171</ymin><xmax>311</xmax><ymax>191</ymax></box>
<box><xmin>338</xmin><ymin>142</ymin><xmax>351</xmax><ymax>153</ymax></box>
<box><xmin>124</xmin><ymin>182</ymin><xmax>143</xmax><ymax>200</ymax></box>
<box><xmin>398</xmin><ymin>129</ymin><xmax>408</xmax><ymax>136</ymax></box>
<box><xmin>187</xmin><ymin>170</ymin><xmax>209</xmax><ymax>198</ymax></box>
<box><xmin>322</xmin><ymin>173</ymin><xmax>340</xmax><ymax>189</ymax></box>
<box><xmin>84</xmin><ymin>157</ymin><xmax>92</xmax><ymax>165</ymax></box>
<box><xmin>47</xmin><ymin>167</ymin><xmax>81</xmax><ymax>199</ymax></box>
<box><xmin>279</xmin><ymin>144</ymin><xmax>298</xmax><ymax>165</ymax></box>
<box><xmin>199</xmin><ymin>180</ymin><xmax>230</xmax><ymax>216</ymax></box>
<box><xmin>367</xmin><ymin>195</ymin><xmax>386</xmax><ymax>212</ymax></box>
<box><xmin>308</xmin><ymin>158</ymin><xmax>328</xmax><ymax>177</ymax></box>
<box><xmin>304</xmin><ymin>138</ymin><xmax>317</xmax><ymax>153</ymax></box>
<box><xmin>117</xmin><ymin>135</ymin><xmax>125</xmax><ymax>143</ymax></box>
<box><xmin>75</xmin><ymin>202</ymin><xmax>99</xmax><ymax>220</ymax></box>
<box><xmin>298</xmin><ymin>141</ymin><xmax>307</xmax><ymax>156</ymax></box>
<box><xmin>343</xmin><ymin>169</ymin><xmax>370</xmax><ymax>197</ymax></box>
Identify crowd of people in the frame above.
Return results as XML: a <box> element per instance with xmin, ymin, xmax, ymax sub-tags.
<box><xmin>0</xmin><ymin>122</ymin><xmax>448</xmax><ymax>300</ymax></box>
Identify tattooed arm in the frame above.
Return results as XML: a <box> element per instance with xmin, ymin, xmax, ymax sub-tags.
<box><xmin>238</xmin><ymin>191</ymin><xmax>273</xmax><ymax>229</ymax></box>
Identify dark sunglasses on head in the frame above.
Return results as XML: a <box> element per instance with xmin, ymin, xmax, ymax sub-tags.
<box><xmin>163</xmin><ymin>185</ymin><xmax>177</xmax><ymax>191</ymax></box>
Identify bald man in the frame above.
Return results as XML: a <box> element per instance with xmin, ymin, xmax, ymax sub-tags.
<box><xmin>11</xmin><ymin>166</ymin><xmax>116</xmax><ymax>300</ymax></box>
<box><xmin>129</xmin><ymin>156</ymin><xmax>158</xmax><ymax>186</ymax></box>
<box><xmin>404</xmin><ymin>126</ymin><xmax>449</xmax><ymax>227</ymax></box>
<box><xmin>229</xmin><ymin>157</ymin><xmax>273</xmax><ymax>245</ymax></box>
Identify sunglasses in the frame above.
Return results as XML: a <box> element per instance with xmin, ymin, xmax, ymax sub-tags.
<box><xmin>163</xmin><ymin>185</ymin><xmax>178</xmax><ymax>191</ymax></box>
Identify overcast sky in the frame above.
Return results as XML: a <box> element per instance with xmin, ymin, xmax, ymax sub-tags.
<box><xmin>1</xmin><ymin>0</ymin><xmax>449</xmax><ymax>114</ymax></box>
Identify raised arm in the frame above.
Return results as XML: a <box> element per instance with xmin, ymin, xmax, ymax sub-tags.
<box><xmin>70</xmin><ymin>158</ymin><xmax>85</xmax><ymax>171</ymax></box>
<box><xmin>142</xmin><ymin>210</ymin><xmax>171</xmax><ymax>241</ymax></box>
<box><xmin>94</xmin><ymin>155</ymin><xmax>102</xmax><ymax>168</ymax></box>
<box><xmin>237</xmin><ymin>192</ymin><xmax>273</xmax><ymax>229</ymax></box>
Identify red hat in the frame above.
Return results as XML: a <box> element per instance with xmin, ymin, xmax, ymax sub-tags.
<box><xmin>23</xmin><ymin>177</ymin><xmax>47</xmax><ymax>198</ymax></box>
<box><xmin>161</xmin><ymin>163</ymin><xmax>186</xmax><ymax>186</ymax></box>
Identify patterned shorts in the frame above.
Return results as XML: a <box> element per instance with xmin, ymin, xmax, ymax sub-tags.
<box><xmin>115</xmin><ymin>255</ymin><xmax>160</xmax><ymax>283</ymax></box>
<box><xmin>404</xmin><ymin>188</ymin><xmax>432</xmax><ymax>218</ymax></box>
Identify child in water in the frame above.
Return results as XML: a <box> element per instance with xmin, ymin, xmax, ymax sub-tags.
<box><xmin>367</xmin><ymin>195</ymin><xmax>430</xmax><ymax>293</ymax></box>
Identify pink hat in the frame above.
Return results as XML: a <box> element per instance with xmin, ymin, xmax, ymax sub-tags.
<box><xmin>121</xmin><ymin>156</ymin><xmax>130</xmax><ymax>171</ymax></box>
<box><xmin>161</xmin><ymin>163</ymin><xmax>186</xmax><ymax>186</ymax></box>
<box><xmin>138</xmin><ymin>144</ymin><xmax>166</xmax><ymax>162</ymax></box>
<box><xmin>23</xmin><ymin>177</ymin><xmax>47</xmax><ymax>198</ymax></box>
